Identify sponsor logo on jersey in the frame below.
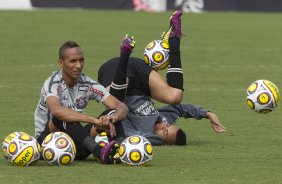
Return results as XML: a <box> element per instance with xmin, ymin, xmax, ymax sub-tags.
<box><xmin>134</xmin><ymin>101</ymin><xmax>158</xmax><ymax>116</ymax></box>
<box><xmin>89</xmin><ymin>86</ymin><xmax>105</xmax><ymax>98</ymax></box>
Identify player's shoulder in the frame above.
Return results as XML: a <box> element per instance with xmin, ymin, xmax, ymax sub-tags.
<box><xmin>44</xmin><ymin>71</ymin><xmax>62</xmax><ymax>83</ymax></box>
<box><xmin>78</xmin><ymin>73</ymin><xmax>99</xmax><ymax>86</ymax></box>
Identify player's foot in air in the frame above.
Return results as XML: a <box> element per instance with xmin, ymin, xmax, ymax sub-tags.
<box><xmin>162</xmin><ymin>11</ymin><xmax>183</xmax><ymax>44</ymax></box>
<box><xmin>100</xmin><ymin>140</ymin><xmax>120</xmax><ymax>164</ymax></box>
<box><xmin>170</xmin><ymin>11</ymin><xmax>183</xmax><ymax>38</ymax></box>
<box><xmin>120</xmin><ymin>34</ymin><xmax>135</xmax><ymax>56</ymax></box>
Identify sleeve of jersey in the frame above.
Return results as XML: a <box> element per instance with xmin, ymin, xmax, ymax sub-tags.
<box><xmin>43</xmin><ymin>78</ymin><xmax>60</xmax><ymax>102</ymax></box>
<box><xmin>157</xmin><ymin>104</ymin><xmax>209</xmax><ymax>123</ymax></box>
<box><xmin>89</xmin><ymin>82</ymin><xmax>110</xmax><ymax>102</ymax></box>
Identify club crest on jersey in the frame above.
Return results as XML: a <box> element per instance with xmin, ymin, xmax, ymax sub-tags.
<box><xmin>75</xmin><ymin>96</ymin><xmax>87</xmax><ymax>109</ymax></box>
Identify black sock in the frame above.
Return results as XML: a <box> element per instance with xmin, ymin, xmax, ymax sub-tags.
<box><xmin>109</xmin><ymin>54</ymin><xmax>128</xmax><ymax>102</ymax></box>
<box><xmin>63</xmin><ymin>123</ymin><xmax>102</xmax><ymax>158</ymax></box>
<box><xmin>82</xmin><ymin>136</ymin><xmax>102</xmax><ymax>158</ymax></box>
<box><xmin>167</xmin><ymin>37</ymin><xmax>183</xmax><ymax>90</ymax></box>
<box><xmin>37</xmin><ymin>123</ymin><xmax>50</xmax><ymax>145</ymax></box>
<box><xmin>52</xmin><ymin>117</ymin><xmax>102</xmax><ymax>158</ymax></box>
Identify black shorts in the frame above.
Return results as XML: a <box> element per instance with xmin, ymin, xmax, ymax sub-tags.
<box><xmin>51</xmin><ymin>117</ymin><xmax>91</xmax><ymax>160</ymax></box>
<box><xmin>98</xmin><ymin>57</ymin><xmax>152</xmax><ymax>96</ymax></box>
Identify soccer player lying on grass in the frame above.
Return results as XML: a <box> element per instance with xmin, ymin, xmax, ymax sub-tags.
<box><xmin>34</xmin><ymin>41</ymin><xmax>128</xmax><ymax>164</ymax></box>
<box><xmin>94</xmin><ymin>11</ymin><xmax>226</xmax><ymax>146</ymax></box>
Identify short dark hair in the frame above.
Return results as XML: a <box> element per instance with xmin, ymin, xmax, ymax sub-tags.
<box><xmin>59</xmin><ymin>41</ymin><xmax>81</xmax><ymax>60</ymax></box>
<box><xmin>175</xmin><ymin>129</ymin><xmax>186</xmax><ymax>145</ymax></box>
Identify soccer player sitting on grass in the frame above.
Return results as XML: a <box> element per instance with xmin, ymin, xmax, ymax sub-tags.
<box><xmin>34</xmin><ymin>41</ymin><xmax>128</xmax><ymax>164</ymax></box>
<box><xmin>95</xmin><ymin>11</ymin><xmax>226</xmax><ymax>146</ymax></box>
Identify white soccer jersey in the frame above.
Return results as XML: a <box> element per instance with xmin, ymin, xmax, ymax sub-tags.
<box><xmin>34</xmin><ymin>70</ymin><xmax>110</xmax><ymax>138</ymax></box>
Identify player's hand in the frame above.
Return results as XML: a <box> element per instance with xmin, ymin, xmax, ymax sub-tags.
<box><xmin>91</xmin><ymin>117</ymin><xmax>103</xmax><ymax>127</ymax></box>
<box><xmin>96</xmin><ymin>115</ymin><xmax>117</xmax><ymax>137</ymax></box>
<box><xmin>109</xmin><ymin>113</ymin><xmax>119</xmax><ymax>123</ymax></box>
<box><xmin>108</xmin><ymin>123</ymin><xmax>116</xmax><ymax>138</ymax></box>
<box><xmin>206</xmin><ymin>112</ymin><xmax>226</xmax><ymax>133</ymax></box>
<box><xmin>99</xmin><ymin>115</ymin><xmax>111</xmax><ymax>126</ymax></box>
<box><xmin>98</xmin><ymin>114</ymin><xmax>119</xmax><ymax>125</ymax></box>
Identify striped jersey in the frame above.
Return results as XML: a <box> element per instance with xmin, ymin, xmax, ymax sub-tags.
<box><xmin>34</xmin><ymin>70</ymin><xmax>110</xmax><ymax>138</ymax></box>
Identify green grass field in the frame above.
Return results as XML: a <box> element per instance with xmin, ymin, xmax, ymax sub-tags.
<box><xmin>0</xmin><ymin>10</ymin><xmax>281</xmax><ymax>184</ymax></box>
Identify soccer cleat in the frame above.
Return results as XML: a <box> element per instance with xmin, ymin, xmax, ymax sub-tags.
<box><xmin>161</xmin><ymin>27</ymin><xmax>172</xmax><ymax>45</ymax></box>
<box><xmin>162</xmin><ymin>11</ymin><xmax>183</xmax><ymax>44</ymax></box>
<box><xmin>170</xmin><ymin>11</ymin><xmax>183</xmax><ymax>37</ymax></box>
<box><xmin>120</xmin><ymin>34</ymin><xmax>135</xmax><ymax>56</ymax></box>
<box><xmin>100</xmin><ymin>140</ymin><xmax>119</xmax><ymax>164</ymax></box>
<box><xmin>112</xmin><ymin>143</ymin><xmax>121</xmax><ymax>164</ymax></box>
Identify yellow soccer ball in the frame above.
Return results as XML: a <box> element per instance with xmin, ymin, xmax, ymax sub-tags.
<box><xmin>2</xmin><ymin>131</ymin><xmax>29</xmax><ymax>159</ymax></box>
<box><xmin>246</xmin><ymin>79</ymin><xmax>280</xmax><ymax>113</ymax></box>
<box><xmin>119</xmin><ymin>135</ymin><xmax>153</xmax><ymax>166</ymax></box>
<box><xmin>144</xmin><ymin>40</ymin><xmax>169</xmax><ymax>70</ymax></box>
<box><xmin>6</xmin><ymin>133</ymin><xmax>41</xmax><ymax>166</ymax></box>
<box><xmin>41</xmin><ymin>132</ymin><xmax>76</xmax><ymax>166</ymax></box>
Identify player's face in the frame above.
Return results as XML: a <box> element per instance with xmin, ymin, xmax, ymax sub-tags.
<box><xmin>59</xmin><ymin>47</ymin><xmax>84</xmax><ymax>83</ymax></box>
<box><xmin>154</xmin><ymin>122</ymin><xmax>179</xmax><ymax>145</ymax></box>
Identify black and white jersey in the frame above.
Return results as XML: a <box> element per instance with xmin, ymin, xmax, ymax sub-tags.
<box><xmin>99</xmin><ymin>57</ymin><xmax>209</xmax><ymax>146</ymax></box>
<box><xmin>34</xmin><ymin>70</ymin><xmax>110</xmax><ymax>138</ymax></box>
<box><xmin>99</xmin><ymin>57</ymin><xmax>164</xmax><ymax>145</ymax></box>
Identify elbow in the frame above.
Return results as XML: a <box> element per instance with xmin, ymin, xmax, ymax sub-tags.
<box><xmin>168</xmin><ymin>92</ymin><xmax>183</xmax><ymax>105</ymax></box>
<box><xmin>170</xmin><ymin>96</ymin><xmax>183</xmax><ymax>105</ymax></box>
<box><xmin>49</xmin><ymin>107</ymin><xmax>63</xmax><ymax>118</ymax></box>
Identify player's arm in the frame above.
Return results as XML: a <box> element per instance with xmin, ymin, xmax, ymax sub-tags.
<box><xmin>100</xmin><ymin>95</ymin><xmax>128</xmax><ymax>137</ymax></box>
<box><xmin>158</xmin><ymin>104</ymin><xmax>208</xmax><ymax>122</ymax></box>
<box><xmin>149</xmin><ymin>70</ymin><xmax>183</xmax><ymax>105</ymax></box>
<box><xmin>158</xmin><ymin>104</ymin><xmax>226</xmax><ymax>133</ymax></box>
<box><xmin>46</xmin><ymin>96</ymin><xmax>100</xmax><ymax>126</ymax></box>
<box><xmin>206</xmin><ymin>112</ymin><xmax>226</xmax><ymax>133</ymax></box>
<box><xmin>101</xmin><ymin>95</ymin><xmax>128</xmax><ymax>123</ymax></box>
